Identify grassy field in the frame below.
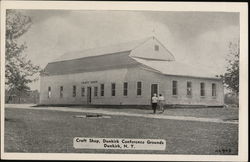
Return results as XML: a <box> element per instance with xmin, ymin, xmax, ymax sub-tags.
<box><xmin>74</xmin><ymin>107</ymin><xmax>239</xmax><ymax>120</ymax></box>
<box><xmin>4</xmin><ymin>108</ymin><xmax>238</xmax><ymax>154</ymax></box>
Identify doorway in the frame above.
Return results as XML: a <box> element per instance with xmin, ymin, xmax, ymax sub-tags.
<box><xmin>151</xmin><ymin>84</ymin><xmax>158</xmax><ymax>102</ymax></box>
<box><xmin>87</xmin><ymin>87</ymin><xmax>92</xmax><ymax>104</ymax></box>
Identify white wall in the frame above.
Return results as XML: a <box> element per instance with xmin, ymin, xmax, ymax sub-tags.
<box><xmin>40</xmin><ymin>66</ymin><xmax>224</xmax><ymax>106</ymax></box>
<box><xmin>130</xmin><ymin>37</ymin><xmax>175</xmax><ymax>61</ymax></box>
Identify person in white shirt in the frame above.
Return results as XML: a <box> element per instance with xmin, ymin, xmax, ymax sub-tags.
<box><xmin>158</xmin><ymin>94</ymin><xmax>165</xmax><ymax>113</ymax></box>
<box><xmin>151</xmin><ymin>93</ymin><xmax>158</xmax><ymax>114</ymax></box>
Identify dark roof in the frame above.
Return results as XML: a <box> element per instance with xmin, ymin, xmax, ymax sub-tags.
<box><xmin>43</xmin><ymin>51</ymin><xmax>139</xmax><ymax>75</ymax></box>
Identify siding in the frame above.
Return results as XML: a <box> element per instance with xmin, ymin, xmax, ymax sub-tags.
<box><xmin>40</xmin><ymin>66</ymin><xmax>224</xmax><ymax>106</ymax></box>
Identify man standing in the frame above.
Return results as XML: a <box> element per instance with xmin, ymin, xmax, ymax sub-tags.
<box><xmin>158</xmin><ymin>94</ymin><xmax>165</xmax><ymax>113</ymax></box>
<box><xmin>152</xmin><ymin>93</ymin><xmax>158</xmax><ymax>114</ymax></box>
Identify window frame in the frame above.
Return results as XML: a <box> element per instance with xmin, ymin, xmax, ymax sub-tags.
<box><xmin>137</xmin><ymin>81</ymin><xmax>142</xmax><ymax>96</ymax></box>
<box><xmin>186</xmin><ymin>81</ymin><xmax>192</xmax><ymax>96</ymax></box>
<box><xmin>48</xmin><ymin>86</ymin><xmax>51</xmax><ymax>98</ymax></box>
<box><xmin>81</xmin><ymin>87</ymin><xmax>85</xmax><ymax>97</ymax></box>
<box><xmin>73</xmin><ymin>85</ymin><xmax>76</xmax><ymax>97</ymax></box>
<box><xmin>94</xmin><ymin>86</ymin><xmax>98</xmax><ymax>97</ymax></box>
<box><xmin>200</xmin><ymin>82</ymin><xmax>205</xmax><ymax>97</ymax></box>
<box><xmin>212</xmin><ymin>83</ymin><xmax>217</xmax><ymax>97</ymax></box>
<box><xmin>123</xmin><ymin>82</ymin><xmax>128</xmax><ymax>96</ymax></box>
<box><xmin>100</xmin><ymin>84</ymin><xmax>104</xmax><ymax>97</ymax></box>
<box><xmin>172</xmin><ymin>80</ymin><xmax>178</xmax><ymax>96</ymax></box>
<box><xmin>111</xmin><ymin>83</ymin><xmax>116</xmax><ymax>96</ymax></box>
<box><xmin>60</xmin><ymin>86</ymin><xmax>63</xmax><ymax>98</ymax></box>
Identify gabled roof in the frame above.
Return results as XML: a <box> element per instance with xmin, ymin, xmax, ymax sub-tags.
<box><xmin>130</xmin><ymin>37</ymin><xmax>175</xmax><ymax>61</ymax></box>
<box><xmin>42</xmin><ymin>36</ymin><xmax>219</xmax><ymax>79</ymax></box>
<box><xmin>133</xmin><ymin>58</ymin><xmax>220</xmax><ymax>79</ymax></box>
<box><xmin>53</xmin><ymin>37</ymin><xmax>151</xmax><ymax>62</ymax></box>
<box><xmin>43</xmin><ymin>51</ymin><xmax>138</xmax><ymax>75</ymax></box>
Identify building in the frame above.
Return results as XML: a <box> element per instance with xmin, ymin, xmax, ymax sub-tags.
<box><xmin>39</xmin><ymin>36</ymin><xmax>224</xmax><ymax>107</ymax></box>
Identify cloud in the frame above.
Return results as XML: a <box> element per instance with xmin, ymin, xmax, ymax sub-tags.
<box><xmin>144</xmin><ymin>11</ymin><xmax>239</xmax><ymax>39</ymax></box>
<box><xmin>20</xmin><ymin>10</ymin><xmax>174</xmax><ymax>90</ymax></box>
<box><xmin>17</xmin><ymin>10</ymin><xmax>239</xmax><ymax>90</ymax></box>
<box><xmin>21</xmin><ymin>10</ymin><xmax>71</xmax><ymax>23</ymax></box>
<box><xmin>183</xmin><ymin>25</ymin><xmax>240</xmax><ymax>74</ymax></box>
<box><xmin>22</xmin><ymin>10</ymin><xmax>173</xmax><ymax>67</ymax></box>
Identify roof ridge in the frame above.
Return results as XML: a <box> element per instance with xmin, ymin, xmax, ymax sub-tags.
<box><xmin>88</xmin><ymin>36</ymin><xmax>152</xmax><ymax>51</ymax></box>
<box><xmin>50</xmin><ymin>51</ymin><xmax>131</xmax><ymax>64</ymax></box>
<box><xmin>129</xmin><ymin>36</ymin><xmax>152</xmax><ymax>51</ymax></box>
<box><xmin>52</xmin><ymin>36</ymin><xmax>152</xmax><ymax>62</ymax></box>
<box><xmin>64</xmin><ymin>37</ymin><xmax>150</xmax><ymax>54</ymax></box>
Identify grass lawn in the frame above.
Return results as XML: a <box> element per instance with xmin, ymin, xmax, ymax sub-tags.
<box><xmin>157</xmin><ymin>107</ymin><xmax>239</xmax><ymax>120</ymax></box>
<box><xmin>73</xmin><ymin>106</ymin><xmax>239</xmax><ymax>120</ymax></box>
<box><xmin>4</xmin><ymin>108</ymin><xmax>238</xmax><ymax>154</ymax></box>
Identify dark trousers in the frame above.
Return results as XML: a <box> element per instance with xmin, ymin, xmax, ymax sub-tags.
<box><xmin>152</xmin><ymin>103</ymin><xmax>157</xmax><ymax>113</ymax></box>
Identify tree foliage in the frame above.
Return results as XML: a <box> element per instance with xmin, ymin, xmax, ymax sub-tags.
<box><xmin>5</xmin><ymin>10</ymin><xmax>40</xmax><ymax>102</ymax></box>
<box><xmin>223</xmin><ymin>40</ymin><xmax>239</xmax><ymax>95</ymax></box>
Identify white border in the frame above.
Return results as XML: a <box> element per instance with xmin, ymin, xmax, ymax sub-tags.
<box><xmin>0</xmin><ymin>1</ymin><xmax>248</xmax><ymax>161</ymax></box>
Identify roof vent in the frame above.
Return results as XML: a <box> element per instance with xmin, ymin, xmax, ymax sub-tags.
<box><xmin>154</xmin><ymin>45</ymin><xmax>159</xmax><ymax>51</ymax></box>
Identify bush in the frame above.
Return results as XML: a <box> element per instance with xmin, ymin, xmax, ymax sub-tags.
<box><xmin>224</xmin><ymin>93</ymin><xmax>239</xmax><ymax>107</ymax></box>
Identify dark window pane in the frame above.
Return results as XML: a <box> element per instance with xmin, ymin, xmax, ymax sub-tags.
<box><xmin>73</xmin><ymin>85</ymin><xmax>76</xmax><ymax>97</ymax></box>
<box><xmin>154</xmin><ymin>45</ymin><xmax>159</xmax><ymax>51</ymax></box>
<box><xmin>137</xmin><ymin>82</ymin><xmax>142</xmax><ymax>96</ymax></box>
<box><xmin>172</xmin><ymin>81</ymin><xmax>177</xmax><ymax>95</ymax></box>
<box><xmin>200</xmin><ymin>83</ymin><xmax>205</xmax><ymax>96</ymax></box>
<box><xmin>94</xmin><ymin>87</ymin><xmax>98</xmax><ymax>96</ymax></box>
<box><xmin>111</xmin><ymin>83</ymin><xmax>116</xmax><ymax>96</ymax></box>
<box><xmin>100</xmin><ymin>84</ymin><xmax>104</xmax><ymax>96</ymax></box>
<box><xmin>123</xmin><ymin>82</ymin><xmax>128</xmax><ymax>96</ymax></box>
<box><xmin>212</xmin><ymin>83</ymin><xmax>216</xmax><ymax>96</ymax></box>
<box><xmin>187</xmin><ymin>82</ymin><xmax>192</xmax><ymax>96</ymax></box>
<box><xmin>60</xmin><ymin>86</ymin><xmax>63</xmax><ymax>98</ymax></box>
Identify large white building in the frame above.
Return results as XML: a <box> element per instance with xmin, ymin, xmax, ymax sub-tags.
<box><xmin>39</xmin><ymin>37</ymin><xmax>224</xmax><ymax>107</ymax></box>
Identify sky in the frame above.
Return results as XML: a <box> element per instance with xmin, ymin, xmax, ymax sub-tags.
<box><xmin>15</xmin><ymin>10</ymin><xmax>239</xmax><ymax>91</ymax></box>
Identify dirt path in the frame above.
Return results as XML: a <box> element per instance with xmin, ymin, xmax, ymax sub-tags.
<box><xmin>5</xmin><ymin>104</ymin><xmax>238</xmax><ymax>124</ymax></box>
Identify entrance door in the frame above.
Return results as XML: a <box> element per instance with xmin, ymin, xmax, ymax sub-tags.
<box><xmin>151</xmin><ymin>84</ymin><xmax>158</xmax><ymax>102</ymax></box>
<box><xmin>87</xmin><ymin>87</ymin><xmax>92</xmax><ymax>104</ymax></box>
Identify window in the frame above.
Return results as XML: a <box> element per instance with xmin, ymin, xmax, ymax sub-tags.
<box><xmin>172</xmin><ymin>81</ymin><xmax>178</xmax><ymax>95</ymax></box>
<box><xmin>137</xmin><ymin>82</ymin><xmax>142</xmax><ymax>96</ymax></box>
<box><xmin>60</xmin><ymin>86</ymin><xmax>63</xmax><ymax>98</ymax></box>
<box><xmin>154</xmin><ymin>45</ymin><xmax>159</xmax><ymax>51</ymax></box>
<box><xmin>100</xmin><ymin>84</ymin><xmax>104</xmax><ymax>96</ymax></box>
<box><xmin>94</xmin><ymin>86</ymin><xmax>98</xmax><ymax>97</ymax></box>
<box><xmin>81</xmin><ymin>87</ymin><xmax>85</xmax><ymax>97</ymax></box>
<box><xmin>73</xmin><ymin>85</ymin><xmax>76</xmax><ymax>97</ymax></box>
<box><xmin>123</xmin><ymin>82</ymin><xmax>128</xmax><ymax>96</ymax></box>
<box><xmin>48</xmin><ymin>86</ymin><xmax>51</xmax><ymax>98</ymax></box>
<box><xmin>200</xmin><ymin>83</ymin><xmax>205</xmax><ymax>96</ymax></box>
<box><xmin>111</xmin><ymin>83</ymin><xmax>116</xmax><ymax>96</ymax></box>
<box><xmin>187</xmin><ymin>82</ymin><xmax>192</xmax><ymax>96</ymax></box>
<box><xmin>212</xmin><ymin>83</ymin><xmax>216</xmax><ymax>97</ymax></box>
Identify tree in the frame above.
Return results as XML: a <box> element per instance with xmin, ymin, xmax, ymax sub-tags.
<box><xmin>5</xmin><ymin>10</ymin><xmax>40</xmax><ymax>103</ymax></box>
<box><xmin>223</xmin><ymin>40</ymin><xmax>239</xmax><ymax>96</ymax></box>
